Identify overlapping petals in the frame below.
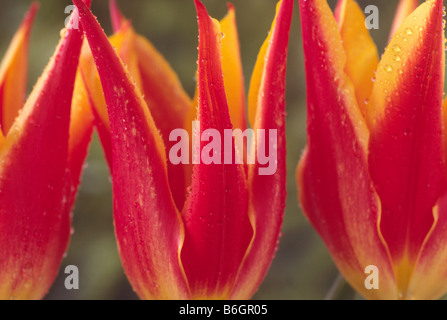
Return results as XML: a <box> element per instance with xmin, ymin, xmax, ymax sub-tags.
<box><xmin>297</xmin><ymin>0</ymin><xmax>447</xmax><ymax>299</ymax></box>
<box><xmin>73</xmin><ymin>0</ymin><xmax>292</xmax><ymax>299</ymax></box>
<box><xmin>0</xmin><ymin>2</ymin><xmax>92</xmax><ymax>299</ymax></box>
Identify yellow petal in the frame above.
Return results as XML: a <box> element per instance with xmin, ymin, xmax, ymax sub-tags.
<box><xmin>220</xmin><ymin>4</ymin><xmax>246</xmax><ymax>131</ymax></box>
<box><xmin>335</xmin><ymin>0</ymin><xmax>379</xmax><ymax>117</ymax></box>
<box><xmin>389</xmin><ymin>0</ymin><xmax>420</xmax><ymax>41</ymax></box>
<box><xmin>0</xmin><ymin>3</ymin><xmax>38</xmax><ymax>136</ymax></box>
<box><xmin>247</xmin><ymin>21</ymin><xmax>271</xmax><ymax>128</ymax></box>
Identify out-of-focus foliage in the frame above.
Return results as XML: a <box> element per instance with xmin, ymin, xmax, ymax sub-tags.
<box><xmin>0</xmin><ymin>0</ymin><xmax>399</xmax><ymax>300</ymax></box>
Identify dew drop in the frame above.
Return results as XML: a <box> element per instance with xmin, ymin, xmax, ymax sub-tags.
<box><xmin>385</xmin><ymin>65</ymin><xmax>393</xmax><ymax>72</ymax></box>
<box><xmin>404</xmin><ymin>27</ymin><xmax>412</xmax><ymax>35</ymax></box>
<box><xmin>60</xmin><ymin>28</ymin><xmax>67</xmax><ymax>38</ymax></box>
<box><xmin>392</xmin><ymin>45</ymin><xmax>401</xmax><ymax>53</ymax></box>
<box><xmin>393</xmin><ymin>55</ymin><xmax>401</xmax><ymax>62</ymax></box>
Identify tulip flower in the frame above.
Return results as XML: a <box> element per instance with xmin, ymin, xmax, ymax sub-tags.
<box><xmin>0</xmin><ymin>2</ymin><xmax>92</xmax><ymax>299</ymax></box>
<box><xmin>73</xmin><ymin>0</ymin><xmax>292</xmax><ymax>299</ymax></box>
<box><xmin>77</xmin><ymin>0</ymin><xmax>193</xmax><ymax>211</ymax></box>
<box><xmin>297</xmin><ymin>0</ymin><xmax>447</xmax><ymax>299</ymax></box>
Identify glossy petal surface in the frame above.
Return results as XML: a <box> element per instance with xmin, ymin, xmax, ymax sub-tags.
<box><xmin>74</xmin><ymin>0</ymin><xmax>190</xmax><ymax>299</ymax></box>
<box><xmin>0</xmin><ymin>8</ymin><xmax>83</xmax><ymax>299</ymax></box>
<box><xmin>297</xmin><ymin>0</ymin><xmax>397</xmax><ymax>299</ymax></box>
<box><xmin>180</xmin><ymin>1</ymin><xmax>251</xmax><ymax>299</ymax></box>
<box><xmin>366</xmin><ymin>0</ymin><xmax>445</xmax><ymax>295</ymax></box>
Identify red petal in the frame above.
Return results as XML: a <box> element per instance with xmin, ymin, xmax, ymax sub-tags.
<box><xmin>179</xmin><ymin>0</ymin><xmax>252</xmax><ymax>299</ymax></box>
<box><xmin>366</xmin><ymin>0</ymin><xmax>445</xmax><ymax>293</ymax></box>
<box><xmin>0</xmin><ymin>9</ymin><xmax>83</xmax><ymax>299</ymax></box>
<box><xmin>231</xmin><ymin>0</ymin><xmax>293</xmax><ymax>299</ymax></box>
<box><xmin>109</xmin><ymin>0</ymin><xmax>127</xmax><ymax>33</ymax></box>
<box><xmin>74</xmin><ymin>0</ymin><xmax>190</xmax><ymax>299</ymax></box>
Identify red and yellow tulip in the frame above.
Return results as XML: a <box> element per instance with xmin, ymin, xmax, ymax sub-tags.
<box><xmin>0</xmin><ymin>2</ymin><xmax>93</xmax><ymax>299</ymax></box>
<box><xmin>73</xmin><ymin>0</ymin><xmax>293</xmax><ymax>299</ymax></box>
<box><xmin>297</xmin><ymin>0</ymin><xmax>447</xmax><ymax>299</ymax></box>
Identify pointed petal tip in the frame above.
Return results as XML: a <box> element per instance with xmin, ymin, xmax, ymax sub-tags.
<box><xmin>24</xmin><ymin>2</ymin><xmax>40</xmax><ymax>27</ymax></box>
<box><xmin>109</xmin><ymin>0</ymin><xmax>127</xmax><ymax>32</ymax></box>
<box><xmin>194</xmin><ymin>0</ymin><xmax>209</xmax><ymax>18</ymax></box>
<box><xmin>0</xmin><ymin>1</ymin><xmax>39</xmax><ymax>136</ymax></box>
<box><xmin>76</xmin><ymin>0</ymin><xmax>191</xmax><ymax>299</ymax></box>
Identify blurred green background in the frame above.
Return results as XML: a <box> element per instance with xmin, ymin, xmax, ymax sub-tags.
<box><xmin>0</xmin><ymin>0</ymin><xmax>402</xmax><ymax>300</ymax></box>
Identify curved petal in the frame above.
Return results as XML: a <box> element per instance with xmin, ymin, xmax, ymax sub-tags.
<box><xmin>0</xmin><ymin>10</ymin><xmax>83</xmax><ymax>299</ymax></box>
<box><xmin>407</xmin><ymin>21</ymin><xmax>447</xmax><ymax>301</ymax></box>
<box><xmin>334</xmin><ymin>0</ymin><xmax>378</xmax><ymax>117</ymax></box>
<box><xmin>83</xmin><ymin>2</ymin><xmax>192</xmax><ymax>210</ymax></box>
<box><xmin>407</xmin><ymin>192</ymin><xmax>447</xmax><ymax>299</ymax></box>
<box><xmin>220</xmin><ymin>4</ymin><xmax>246</xmax><ymax>132</ymax></box>
<box><xmin>67</xmin><ymin>70</ymin><xmax>94</xmax><ymax>205</ymax></box>
<box><xmin>296</xmin><ymin>0</ymin><xmax>397</xmax><ymax>299</ymax></box>
<box><xmin>180</xmin><ymin>0</ymin><xmax>251</xmax><ymax>299</ymax></box>
<box><xmin>389</xmin><ymin>0</ymin><xmax>420</xmax><ymax>41</ymax></box>
<box><xmin>230</xmin><ymin>0</ymin><xmax>293</xmax><ymax>300</ymax></box>
<box><xmin>74</xmin><ymin>0</ymin><xmax>190</xmax><ymax>300</ymax></box>
<box><xmin>79</xmin><ymin>26</ymin><xmax>131</xmax><ymax>169</ymax></box>
<box><xmin>109</xmin><ymin>0</ymin><xmax>192</xmax><ymax>210</ymax></box>
<box><xmin>366</xmin><ymin>0</ymin><xmax>445</xmax><ymax>295</ymax></box>
<box><xmin>247</xmin><ymin>16</ymin><xmax>271</xmax><ymax>129</ymax></box>
<box><xmin>133</xmin><ymin>32</ymin><xmax>192</xmax><ymax>210</ymax></box>
<box><xmin>0</xmin><ymin>3</ymin><xmax>38</xmax><ymax>136</ymax></box>
<box><xmin>109</xmin><ymin>0</ymin><xmax>126</xmax><ymax>33</ymax></box>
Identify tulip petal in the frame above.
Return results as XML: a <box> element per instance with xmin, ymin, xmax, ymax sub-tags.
<box><xmin>0</xmin><ymin>9</ymin><xmax>83</xmax><ymax>299</ymax></box>
<box><xmin>109</xmin><ymin>0</ymin><xmax>126</xmax><ymax>33</ymax></box>
<box><xmin>389</xmin><ymin>0</ymin><xmax>420</xmax><ymax>41</ymax></box>
<box><xmin>247</xmin><ymin>19</ymin><xmax>271</xmax><ymax>129</ymax></box>
<box><xmin>83</xmin><ymin>2</ymin><xmax>192</xmax><ymax>210</ymax></box>
<box><xmin>296</xmin><ymin>0</ymin><xmax>397</xmax><ymax>299</ymax></box>
<box><xmin>179</xmin><ymin>0</ymin><xmax>252</xmax><ymax>299</ymax></box>
<box><xmin>67</xmin><ymin>70</ymin><xmax>94</xmax><ymax>204</ymax></box>
<box><xmin>133</xmin><ymin>33</ymin><xmax>192</xmax><ymax>210</ymax></box>
<box><xmin>229</xmin><ymin>0</ymin><xmax>293</xmax><ymax>300</ymax></box>
<box><xmin>406</xmin><ymin>192</ymin><xmax>447</xmax><ymax>299</ymax></box>
<box><xmin>0</xmin><ymin>3</ymin><xmax>38</xmax><ymax>136</ymax></box>
<box><xmin>220</xmin><ymin>4</ymin><xmax>246</xmax><ymax>132</ymax></box>
<box><xmin>366</xmin><ymin>0</ymin><xmax>445</xmax><ymax>294</ymax></box>
<box><xmin>334</xmin><ymin>0</ymin><xmax>378</xmax><ymax>117</ymax></box>
<box><xmin>406</xmin><ymin>47</ymin><xmax>447</xmax><ymax>301</ymax></box>
<box><xmin>74</xmin><ymin>0</ymin><xmax>190</xmax><ymax>299</ymax></box>
<box><xmin>79</xmin><ymin>26</ymin><xmax>135</xmax><ymax>169</ymax></box>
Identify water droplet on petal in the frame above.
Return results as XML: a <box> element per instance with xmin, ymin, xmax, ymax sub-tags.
<box><xmin>392</xmin><ymin>45</ymin><xmax>401</xmax><ymax>53</ymax></box>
